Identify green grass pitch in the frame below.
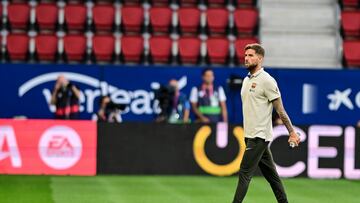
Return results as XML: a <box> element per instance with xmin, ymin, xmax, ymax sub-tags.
<box><xmin>0</xmin><ymin>175</ymin><xmax>359</xmax><ymax>203</ymax></box>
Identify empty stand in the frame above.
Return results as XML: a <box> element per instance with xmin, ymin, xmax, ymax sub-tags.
<box><xmin>206</xmin><ymin>37</ymin><xmax>229</xmax><ymax>64</ymax></box>
<box><xmin>63</xmin><ymin>34</ymin><xmax>87</xmax><ymax>62</ymax></box>
<box><xmin>6</xmin><ymin>33</ymin><xmax>29</xmax><ymax>61</ymax></box>
<box><xmin>206</xmin><ymin>8</ymin><xmax>229</xmax><ymax>35</ymax></box>
<box><xmin>92</xmin><ymin>4</ymin><xmax>115</xmax><ymax>32</ymax></box>
<box><xmin>7</xmin><ymin>3</ymin><xmax>30</xmax><ymax>30</ymax></box>
<box><xmin>120</xmin><ymin>35</ymin><xmax>144</xmax><ymax>63</ymax></box>
<box><xmin>149</xmin><ymin>7</ymin><xmax>172</xmax><ymax>34</ymax></box>
<box><xmin>64</xmin><ymin>4</ymin><xmax>87</xmax><ymax>32</ymax></box>
<box><xmin>121</xmin><ymin>6</ymin><xmax>144</xmax><ymax>34</ymax></box>
<box><xmin>36</xmin><ymin>3</ymin><xmax>58</xmax><ymax>31</ymax></box>
<box><xmin>149</xmin><ymin>36</ymin><xmax>172</xmax><ymax>63</ymax></box>
<box><xmin>341</xmin><ymin>0</ymin><xmax>359</xmax><ymax>10</ymax></box>
<box><xmin>233</xmin><ymin>8</ymin><xmax>258</xmax><ymax>36</ymax></box>
<box><xmin>177</xmin><ymin>37</ymin><xmax>201</xmax><ymax>64</ymax></box>
<box><xmin>92</xmin><ymin>35</ymin><xmax>115</xmax><ymax>62</ymax></box>
<box><xmin>35</xmin><ymin>34</ymin><xmax>58</xmax><ymax>62</ymax></box>
<box><xmin>343</xmin><ymin>40</ymin><xmax>360</xmax><ymax>67</ymax></box>
<box><xmin>341</xmin><ymin>11</ymin><xmax>360</xmax><ymax>39</ymax></box>
<box><xmin>178</xmin><ymin>7</ymin><xmax>201</xmax><ymax>35</ymax></box>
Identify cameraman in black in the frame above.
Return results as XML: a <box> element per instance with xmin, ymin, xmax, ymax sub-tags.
<box><xmin>51</xmin><ymin>75</ymin><xmax>80</xmax><ymax>119</ymax></box>
<box><xmin>155</xmin><ymin>79</ymin><xmax>190</xmax><ymax>123</ymax></box>
<box><xmin>97</xmin><ymin>95</ymin><xmax>125</xmax><ymax>123</ymax></box>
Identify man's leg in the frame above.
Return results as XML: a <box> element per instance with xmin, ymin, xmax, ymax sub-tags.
<box><xmin>259</xmin><ymin>147</ymin><xmax>288</xmax><ymax>203</ymax></box>
<box><xmin>233</xmin><ymin>138</ymin><xmax>268</xmax><ymax>203</ymax></box>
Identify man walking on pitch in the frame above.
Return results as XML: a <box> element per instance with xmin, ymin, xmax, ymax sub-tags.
<box><xmin>232</xmin><ymin>44</ymin><xmax>300</xmax><ymax>203</ymax></box>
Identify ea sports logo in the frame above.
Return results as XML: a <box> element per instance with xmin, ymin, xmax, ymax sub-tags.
<box><xmin>39</xmin><ymin>126</ymin><xmax>82</xmax><ymax>170</ymax></box>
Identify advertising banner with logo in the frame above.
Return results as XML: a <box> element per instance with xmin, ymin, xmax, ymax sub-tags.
<box><xmin>0</xmin><ymin>119</ymin><xmax>97</xmax><ymax>175</ymax></box>
<box><xmin>1</xmin><ymin>64</ymin><xmax>360</xmax><ymax>124</ymax></box>
<box><xmin>97</xmin><ymin>123</ymin><xmax>360</xmax><ymax>179</ymax></box>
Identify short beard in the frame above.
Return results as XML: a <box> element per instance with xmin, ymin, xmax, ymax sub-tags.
<box><xmin>245</xmin><ymin>63</ymin><xmax>257</xmax><ymax>71</ymax></box>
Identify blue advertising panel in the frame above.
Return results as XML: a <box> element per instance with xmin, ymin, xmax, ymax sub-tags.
<box><xmin>0</xmin><ymin>64</ymin><xmax>359</xmax><ymax>125</ymax></box>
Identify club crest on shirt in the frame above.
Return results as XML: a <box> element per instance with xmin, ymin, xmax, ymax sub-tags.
<box><xmin>249</xmin><ymin>83</ymin><xmax>257</xmax><ymax>92</ymax></box>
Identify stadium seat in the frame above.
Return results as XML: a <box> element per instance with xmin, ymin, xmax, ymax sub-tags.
<box><xmin>8</xmin><ymin>3</ymin><xmax>31</xmax><ymax>30</ymax></box>
<box><xmin>149</xmin><ymin>36</ymin><xmax>172</xmax><ymax>63</ymax></box>
<box><xmin>206</xmin><ymin>8</ymin><xmax>229</xmax><ymax>35</ymax></box>
<box><xmin>341</xmin><ymin>11</ymin><xmax>360</xmax><ymax>39</ymax></box>
<box><xmin>6</xmin><ymin>33</ymin><xmax>29</xmax><ymax>61</ymax></box>
<box><xmin>236</xmin><ymin>0</ymin><xmax>256</xmax><ymax>7</ymax></box>
<box><xmin>36</xmin><ymin>3</ymin><xmax>58</xmax><ymax>31</ymax></box>
<box><xmin>341</xmin><ymin>0</ymin><xmax>359</xmax><ymax>10</ymax></box>
<box><xmin>205</xmin><ymin>0</ymin><xmax>227</xmax><ymax>7</ymax></box>
<box><xmin>177</xmin><ymin>36</ymin><xmax>201</xmax><ymax>64</ymax></box>
<box><xmin>121</xmin><ymin>0</ymin><xmax>142</xmax><ymax>5</ymax></box>
<box><xmin>343</xmin><ymin>40</ymin><xmax>360</xmax><ymax>67</ymax></box>
<box><xmin>0</xmin><ymin>5</ymin><xmax>3</xmax><ymax>29</ymax></box>
<box><xmin>178</xmin><ymin>7</ymin><xmax>201</xmax><ymax>35</ymax></box>
<box><xmin>234</xmin><ymin>37</ymin><xmax>258</xmax><ymax>64</ymax></box>
<box><xmin>121</xmin><ymin>35</ymin><xmax>144</xmax><ymax>63</ymax></box>
<box><xmin>92</xmin><ymin>4</ymin><xmax>115</xmax><ymax>32</ymax></box>
<box><xmin>233</xmin><ymin>8</ymin><xmax>258</xmax><ymax>36</ymax></box>
<box><xmin>178</xmin><ymin>0</ymin><xmax>199</xmax><ymax>6</ymax></box>
<box><xmin>92</xmin><ymin>35</ymin><xmax>115</xmax><ymax>62</ymax></box>
<box><xmin>149</xmin><ymin>7</ymin><xmax>172</xmax><ymax>34</ymax></box>
<box><xmin>35</xmin><ymin>34</ymin><xmax>58</xmax><ymax>62</ymax></box>
<box><xmin>150</xmin><ymin>0</ymin><xmax>171</xmax><ymax>6</ymax></box>
<box><xmin>63</xmin><ymin>34</ymin><xmax>87</xmax><ymax>62</ymax></box>
<box><xmin>64</xmin><ymin>4</ymin><xmax>87</xmax><ymax>32</ymax></box>
<box><xmin>206</xmin><ymin>37</ymin><xmax>229</xmax><ymax>64</ymax></box>
<box><xmin>121</xmin><ymin>6</ymin><xmax>144</xmax><ymax>34</ymax></box>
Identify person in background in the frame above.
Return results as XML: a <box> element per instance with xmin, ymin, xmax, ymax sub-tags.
<box><xmin>51</xmin><ymin>75</ymin><xmax>80</xmax><ymax>119</ymax></box>
<box><xmin>97</xmin><ymin>95</ymin><xmax>123</xmax><ymax>123</ymax></box>
<box><xmin>167</xmin><ymin>79</ymin><xmax>190</xmax><ymax>123</ymax></box>
<box><xmin>190</xmin><ymin>68</ymin><xmax>228</xmax><ymax>123</ymax></box>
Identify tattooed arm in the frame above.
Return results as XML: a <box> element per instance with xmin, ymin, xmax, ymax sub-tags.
<box><xmin>272</xmin><ymin>97</ymin><xmax>300</xmax><ymax>146</ymax></box>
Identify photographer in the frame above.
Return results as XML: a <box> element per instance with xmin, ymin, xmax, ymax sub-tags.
<box><xmin>155</xmin><ymin>79</ymin><xmax>190</xmax><ymax>123</ymax></box>
<box><xmin>51</xmin><ymin>75</ymin><xmax>80</xmax><ymax>119</ymax></box>
<box><xmin>97</xmin><ymin>96</ymin><xmax>125</xmax><ymax>123</ymax></box>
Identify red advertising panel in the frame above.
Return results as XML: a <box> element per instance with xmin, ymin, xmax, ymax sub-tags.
<box><xmin>0</xmin><ymin>119</ymin><xmax>97</xmax><ymax>175</ymax></box>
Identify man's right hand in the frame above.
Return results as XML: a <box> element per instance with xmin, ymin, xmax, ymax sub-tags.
<box><xmin>200</xmin><ymin>117</ymin><xmax>210</xmax><ymax>123</ymax></box>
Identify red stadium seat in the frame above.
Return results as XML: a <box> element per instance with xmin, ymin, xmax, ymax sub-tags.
<box><xmin>93</xmin><ymin>4</ymin><xmax>115</xmax><ymax>32</ymax></box>
<box><xmin>234</xmin><ymin>8</ymin><xmax>258</xmax><ymax>36</ymax></box>
<box><xmin>92</xmin><ymin>35</ymin><xmax>115</xmax><ymax>62</ymax></box>
<box><xmin>36</xmin><ymin>3</ymin><xmax>58</xmax><ymax>31</ymax></box>
<box><xmin>149</xmin><ymin>36</ymin><xmax>172</xmax><ymax>63</ymax></box>
<box><xmin>121</xmin><ymin>6</ymin><xmax>144</xmax><ymax>34</ymax></box>
<box><xmin>8</xmin><ymin>3</ymin><xmax>30</xmax><ymax>30</ymax></box>
<box><xmin>149</xmin><ymin>7</ymin><xmax>172</xmax><ymax>34</ymax></box>
<box><xmin>341</xmin><ymin>0</ymin><xmax>359</xmax><ymax>10</ymax></box>
<box><xmin>205</xmin><ymin>0</ymin><xmax>227</xmax><ymax>7</ymax></box>
<box><xmin>178</xmin><ymin>37</ymin><xmax>201</xmax><ymax>64</ymax></box>
<box><xmin>206</xmin><ymin>37</ymin><xmax>229</xmax><ymax>64</ymax></box>
<box><xmin>63</xmin><ymin>34</ymin><xmax>87</xmax><ymax>61</ymax></box>
<box><xmin>206</xmin><ymin>8</ymin><xmax>229</xmax><ymax>35</ymax></box>
<box><xmin>150</xmin><ymin>0</ymin><xmax>171</xmax><ymax>6</ymax></box>
<box><xmin>178</xmin><ymin>7</ymin><xmax>201</xmax><ymax>35</ymax></box>
<box><xmin>122</xmin><ymin>0</ymin><xmax>142</xmax><ymax>5</ymax></box>
<box><xmin>343</xmin><ymin>40</ymin><xmax>360</xmax><ymax>67</ymax></box>
<box><xmin>234</xmin><ymin>37</ymin><xmax>258</xmax><ymax>64</ymax></box>
<box><xmin>64</xmin><ymin>4</ymin><xmax>87</xmax><ymax>31</ymax></box>
<box><xmin>341</xmin><ymin>11</ymin><xmax>360</xmax><ymax>39</ymax></box>
<box><xmin>179</xmin><ymin>0</ymin><xmax>199</xmax><ymax>6</ymax></box>
<box><xmin>236</xmin><ymin>0</ymin><xmax>256</xmax><ymax>7</ymax></box>
<box><xmin>35</xmin><ymin>34</ymin><xmax>58</xmax><ymax>61</ymax></box>
<box><xmin>6</xmin><ymin>33</ymin><xmax>29</xmax><ymax>61</ymax></box>
<box><xmin>121</xmin><ymin>35</ymin><xmax>144</xmax><ymax>63</ymax></box>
